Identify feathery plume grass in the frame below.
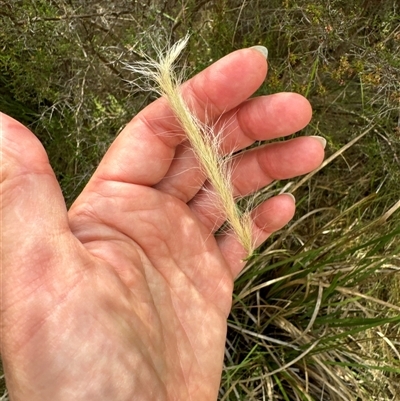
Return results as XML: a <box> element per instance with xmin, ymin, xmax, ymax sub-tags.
<box><xmin>128</xmin><ymin>35</ymin><xmax>254</xmax><ymax>256</ymax></box>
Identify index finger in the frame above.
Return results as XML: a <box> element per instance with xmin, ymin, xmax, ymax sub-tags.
<box><xmin>83</xmin><ymin>48</ymin><xmax>268</xmax><ymax>189</ymax></box>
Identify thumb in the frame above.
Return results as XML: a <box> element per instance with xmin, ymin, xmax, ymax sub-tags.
<box><xmin>1</xmin><ymin>112</ymin><xmax>73</xmax><ymax>292</ymax></box>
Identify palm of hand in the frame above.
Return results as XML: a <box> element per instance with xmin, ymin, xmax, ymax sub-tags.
<box><xmin>68</xmin><ymin>183</ymin><xmax>233</xmax><ymax>400</ymax></box>
<box><xmin>1</xmin><ymin>48</ymin><xmax>324</xmax><ymax>401</ymax></box>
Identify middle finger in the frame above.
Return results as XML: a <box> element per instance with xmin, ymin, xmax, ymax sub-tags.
<box><xmin>153</xmin><ymin>92</ymin><xmax>312</xmax><ymax>202</ymax></box>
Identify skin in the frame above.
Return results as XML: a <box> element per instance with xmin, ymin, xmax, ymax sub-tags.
<box><xmin>0</xmin><ymin>48</ymin><xmax>324</xmax><ymax>400</ymax></box>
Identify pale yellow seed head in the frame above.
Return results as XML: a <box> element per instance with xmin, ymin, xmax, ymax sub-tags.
<box><xmin>127</xmin><ymin>35</ymin><xmax>255</xmax><ymax>257</ymax></box>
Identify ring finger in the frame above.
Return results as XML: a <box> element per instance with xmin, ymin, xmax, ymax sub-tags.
<box><xmin>188</xmin><ymin>135</ymin><xmax>325</xmax><ymax>232</ymax></box>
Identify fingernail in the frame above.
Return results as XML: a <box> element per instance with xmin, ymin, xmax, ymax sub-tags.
<box><xmin>310</xmin><ymin>135</ymin><xmax>327</xmax><ymax>149</ymax></box>
<box><xmin>250</xmin><ymin>45</ymin><xmax>268</xmax><ymax>59</ymax></box>
<box><xmin>283</xmin><ymin>193</ymin><xmax>296</xmax><ymax>203</ymax></box>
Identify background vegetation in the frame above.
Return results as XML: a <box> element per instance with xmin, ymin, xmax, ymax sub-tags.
<box><xmin>1</xmin><ymin>0</ymin><xmax>400</xmax><ymax>399</ymax></box>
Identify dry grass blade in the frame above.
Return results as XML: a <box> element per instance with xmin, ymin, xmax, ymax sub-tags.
<box><xmin>240</xmin><ymin>340</ymin><xmax>320</xmax><ymax>380</ymax></box>
<box><xmin>287</xmin><ymin>279</ymin><xmax>400</xmax><ymax>313</ymax></box>
<box><xmin>290</xmin><ymin>125</ymin><xmax>375</xmax><ymax>194</ymax></box>
<box><xmin>227</xmin><ymin>322</ymin><xmax>301</xmax><ymax>350</ymax></box>
<box><xmin>378</xmin><ymin>198</ymin><xmax>400</xmax><ymax>223</ymax></box>
<box><xmin>236</xmin><ymin>270</ymin><xmax>304</xmax><ymax>301</ymax></box>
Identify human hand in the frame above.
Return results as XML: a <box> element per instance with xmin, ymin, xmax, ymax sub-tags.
<box><xmin>0</xmin><ymin>47</ymin><xmax>324</xmax><ymax>400</ymax></box>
